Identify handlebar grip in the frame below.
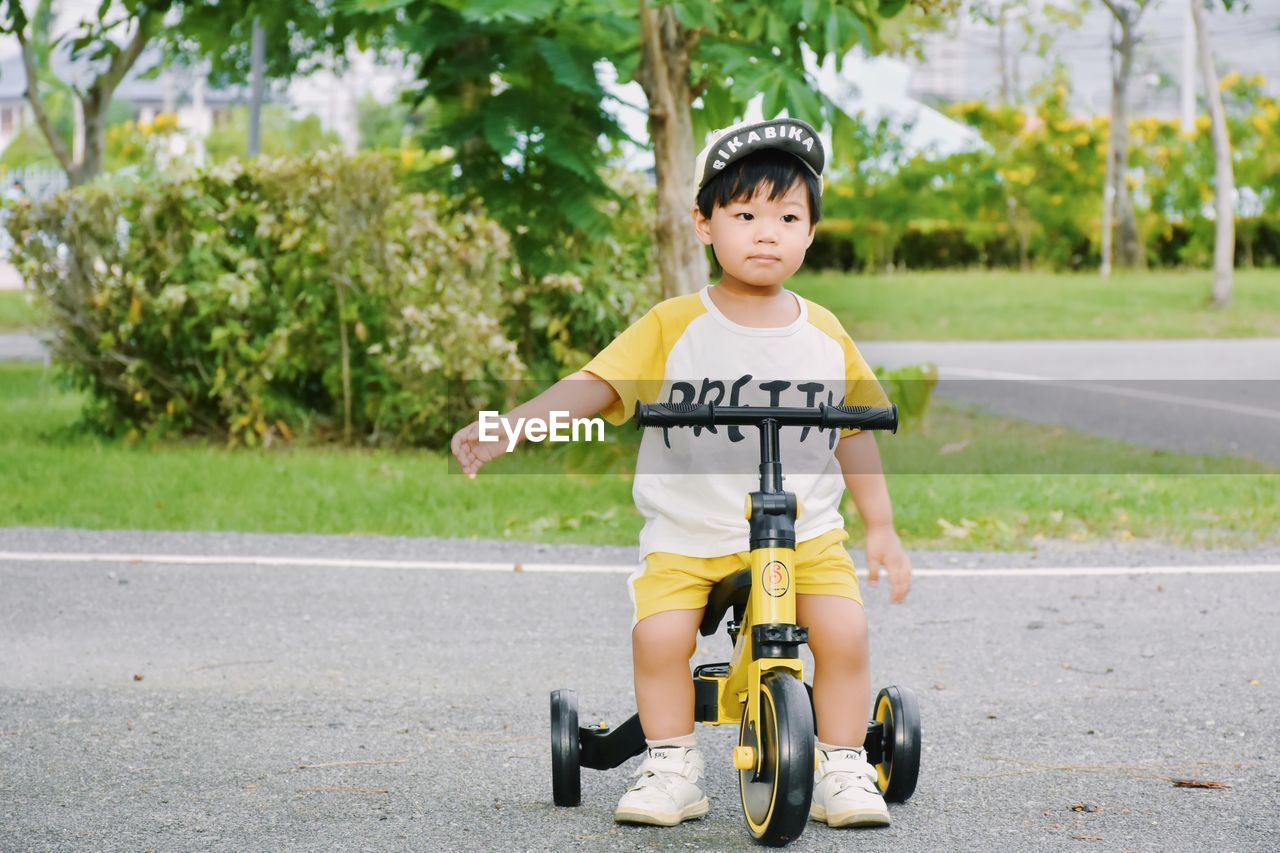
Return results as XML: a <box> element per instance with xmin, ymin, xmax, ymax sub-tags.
<box><xmin>821</xmin><ymin>403</ymin><xmax>898</xmax><ymax>434</ymax></box>
<box><xmin>635</xmin><ymin>402</ymin><xmax>716</xmax><ymax>428</ymax></box>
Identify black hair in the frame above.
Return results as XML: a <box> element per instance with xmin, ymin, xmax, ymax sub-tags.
<box><xmin>696</xmin><ymin>148</ymin><xmax>822</xmax><ymax>225</ymax></box>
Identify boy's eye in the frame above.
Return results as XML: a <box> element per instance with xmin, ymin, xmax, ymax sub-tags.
<box><xmin>742</xmin><ymin>212</ymin><xmax>798</xmax><ymax>222</ymax></box>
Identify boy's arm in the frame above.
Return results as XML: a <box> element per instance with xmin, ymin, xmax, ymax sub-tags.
<box><xmin>450</xmin><ymin>371</ymin><xmax>620</xmax><ymax>479</ymax></box>
<box><xmin>835</xmin><ymin>431</ymin><xmax>912</xmax><ymax>603</ymax></box>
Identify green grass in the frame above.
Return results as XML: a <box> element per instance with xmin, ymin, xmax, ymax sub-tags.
<box><xmin>0</xmin><ymin>290</ymin><xmax>40</xmax><ymax>331</ymax></box>
<box><xmin>8</xmin><ymin>269</ymin><xmax>1280</xmax><ymax>340</ymax></box>
<box><xmin>2</xmin><ymin>364</ymin><xmax>1275</xmax><ymax>550</ymax></box>
<box><xmin>791</xmin><ymin>268</ymin><xmax>1280</xmax><ymax>340</ymax></box>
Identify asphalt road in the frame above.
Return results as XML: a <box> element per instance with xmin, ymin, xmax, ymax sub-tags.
<box><xmin>859</xmin><ymin>340</ymin><xmax>1280</xmax><ymax>467</ymax></box>
<box><xmin>0</xmin><ymin>332</ymin><xmax>46</xmax><ymax>363</ymax></box>
<box><xmin>3</xmin><ymin>528</ymin><xmax>1278</xmax><ymax>852</ymax></box>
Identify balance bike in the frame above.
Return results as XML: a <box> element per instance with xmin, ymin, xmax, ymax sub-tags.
<box><xmin>550</xmin><ymin>401</ymin><xmax>921</xmax><ymax>846</ymax></box>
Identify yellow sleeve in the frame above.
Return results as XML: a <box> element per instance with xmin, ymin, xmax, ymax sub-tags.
<box><xmin>581</xmin><ymin>308</ymin><xmax>666</xmax><ymax>426</ymax></box>
<box><xmin>803</xmin><ymin>300</ymin><xmax>890</xmax><ymax>439</ymax></box>
<box><xmin>838</xmin><ymin>335</ymin><xmax>891</xmax><ymax>439</ymax></box>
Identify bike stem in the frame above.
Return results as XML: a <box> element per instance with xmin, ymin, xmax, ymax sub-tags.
<box><xmin>747</xmin><ymin>418</ymin><xmax>797</xmax><ymax>552</ymax></box>
<box><xmin>757</xmin><ymin>418</ymin><xmax>782</xmax><ymax>494</ymax></box>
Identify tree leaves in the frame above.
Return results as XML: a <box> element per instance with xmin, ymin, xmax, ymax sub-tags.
<box><xmin>672</xmin><ymin>0</ymin><xmax>719</xmax><ymax>33</ymax></box>
<box><xmin>533</xmin><ymin>36</ymin><xmax>602</xmax><ymax>97</ymax></box>
<box><xmin>460</xmin><ymin>0</ymin><xmax>559</xmax><ymax>24</ymax></box>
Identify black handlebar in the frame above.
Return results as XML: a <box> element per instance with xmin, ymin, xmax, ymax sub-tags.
<box><xmin>634</xmin><ymin>402</ymin><xmax>898</xmax><ymax>434</ymax></box>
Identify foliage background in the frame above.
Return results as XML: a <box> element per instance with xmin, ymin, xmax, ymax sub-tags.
<box><xmin>814</xmin><ymin>71</ymin><xmax>1280</xmax><ymax>272</ymax></box>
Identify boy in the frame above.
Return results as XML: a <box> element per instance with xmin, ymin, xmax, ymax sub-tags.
<box><xmin>451</xmin><ymin>117</ymin><xmax>912</xmax><ymax>829</ymax></box>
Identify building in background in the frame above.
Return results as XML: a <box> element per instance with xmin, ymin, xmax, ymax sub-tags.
<box><xmin>909</xmin><ymin>0</ymin><xmax>1280</xmax><ymax>116</ymax></box>
<box><xmin>0</xmin><ymin>48</ymin><xmax>238</xmax><ymax>164</ymax></box>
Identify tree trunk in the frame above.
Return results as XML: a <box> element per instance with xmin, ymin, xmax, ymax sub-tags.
<box><xmin>636</xmin><ymin>1</ymin><xmax>709</xmax><ymax>299</ymax></box>
<box><xmin>74</xmin><ymin>88</ymin><xmax>108</xmax><ymax>185</ymax></box>
<box><xmin>248</xmin><ymin>17</ymin><xmax>265</xmax><ymax>157</ymax></box>
<box><xmin>1191</xmin><ymin>0</ymin><xmax>1234</xmax><ymax>308</ymax></box>
<box><xmin>17</xmin><ymin>14</ymin><xmax>152</xmax><ymax>187</ymax></box>
<box><xmin>1110</xmin><ymin>17</ymin><xmax>1144</xmax><ymax>269</ymax></box>
<box><xmin>1100</xmin><ymin>132</ymin><xmax>1114</xmax><ymax>276</ymax></box>
<box><xmin>1100</xmin><ymin>111</ymin><xmax>1114</xmax><ymax>274</ymax></box>
<box><xmin>997</xmin><ymin>8</ymin><xmax>1010</xmax><ymax>105</ymax></box>
<box><xmin>456</xmin><ymin>36</ymin><xmax>492</xmax><ymax>172</ymax></box>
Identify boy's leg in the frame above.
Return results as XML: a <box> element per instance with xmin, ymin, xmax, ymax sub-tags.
<box><xmin>631</xmin><ymin>608</ymin><xmax>703</xmax><ymax>739</ymax></box>
<box><xmin>794</xmin><ymin>530</ymin><xmax>890</xmax><ymax>828</ymax></box>
<box><xmin>619</xmin><ymin>551</ymin><xmax>727</xmax><ymax>827</ymax></box>
<box><xmin>799</xmin><ymin>593</ymin><xmax>889</xmax><ymax>828</ymax></box>
<box><xmin>616</xmin><ymin>609</ymin><xmax>709</xmax><ymax>826</ymax></box>
<box><xmin>796</xmin><ymin>594</ymin><xmax>870</xmax><ymax>748</ymax></box>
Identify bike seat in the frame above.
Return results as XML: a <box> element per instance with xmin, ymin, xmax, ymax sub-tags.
<box><xmin>700</xmin><ymin>568</ymin><xmax>752</xmax><ymax>636</ymax></box>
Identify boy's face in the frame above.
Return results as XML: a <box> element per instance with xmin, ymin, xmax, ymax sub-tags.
<box><xmin>691</xmin><ymin>178</ymin><xmax>816</xmax><ymax>289</ymax></box>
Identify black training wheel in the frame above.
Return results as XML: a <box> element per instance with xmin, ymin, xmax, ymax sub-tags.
<box><xmin>550</xmin><ymin>688</ymin><xmax>581</xmax><ymax>806</ymax></box>
<box><xmin>739</xmin><ymin>672</ymin><xmax>815</xmax><ymax>846</ymax></box>
<box><xmin>872</xmin><ymin>685</ymin><xmax>921</xmax><ymax>802</ymax></box>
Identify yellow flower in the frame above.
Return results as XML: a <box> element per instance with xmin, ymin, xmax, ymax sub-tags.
<box><xmin>1195</xmin><ymin>115</ymin><xmax>1211</xmax><ymax>131</ymax></box>
<box><xmin>1218</xmin><ymin>71</ymin><xmax>1241</xmax><ymax>91</ymax></box>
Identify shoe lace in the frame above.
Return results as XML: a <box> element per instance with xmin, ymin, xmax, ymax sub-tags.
<box><xmin>821</xmin><ymin>749</ymin><xmax>879</xmax><ymax>796</ymax></box>
<box><xmin>629</xmin><ymin>749</ymin><xmax>692</xmax><ymax>794</ymax></box>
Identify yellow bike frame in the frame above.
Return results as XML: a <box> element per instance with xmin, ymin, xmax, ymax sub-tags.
<box><xmin>724</xmin><ymin>542</ymin><xmax>802</xmax><ymax>730</ymax></box>
<box><xmin>699</xmin><ymin>455</ymin><xmax>809</xmax><ymax>739</ymax></box>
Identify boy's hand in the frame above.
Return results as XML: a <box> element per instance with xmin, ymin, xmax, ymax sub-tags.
<box><xmin>865</xmin><ymin>524</ymin><xmax>912</xmax><ymax>603</ymax></box>
<box><xmin>450</xmin><ymin>420</ymin><xmax>504</xmax><ymax>479</ymax></box>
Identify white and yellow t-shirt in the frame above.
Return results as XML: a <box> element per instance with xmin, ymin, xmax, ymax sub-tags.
<box><xmin>583</xmin><ymin>285</ymin><xmax>886</xmax><ymax>559</ymax></box>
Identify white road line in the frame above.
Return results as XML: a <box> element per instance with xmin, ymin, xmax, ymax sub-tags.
<box><xmin>941</xmin><ymin>367</ymin><xmax>1280</xmax><ymax>422</ymax></box>
<box><xmin>2</xmin><ymin>551</ymin><xmax>1279</xmax><ymax>578</ymax></box>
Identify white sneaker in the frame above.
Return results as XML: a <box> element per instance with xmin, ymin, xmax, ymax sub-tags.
<box><xmin>810</xmin><ymin>746</ymin><xmax>891</xmax><ymax>828</ymax></box>
<box><xmin>613</xmin><ymin>746</ymin><xmax>710</xmax><ymax>826</ymax></box>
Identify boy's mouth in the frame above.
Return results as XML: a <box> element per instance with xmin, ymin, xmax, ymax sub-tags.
<box><xmin>747</xmin><ymin>255</ymin><xmax>782</xmax><ymax>263</ymax></box>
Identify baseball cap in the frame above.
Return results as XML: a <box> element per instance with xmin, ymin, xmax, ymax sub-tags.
<box><xmin>693</xmin><ymin>117</ymin><xmax>825</xmax><ymax>198</ymax></box>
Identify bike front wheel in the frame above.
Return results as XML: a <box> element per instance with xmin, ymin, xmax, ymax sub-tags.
<box><xmin>739</xmin><ymin>671</ymin><xmax>814</xmax><ymax>846</ymax></box>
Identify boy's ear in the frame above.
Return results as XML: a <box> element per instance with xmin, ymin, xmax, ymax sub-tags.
<box><xmin>805</xmin><ymin>221</ymin><xmax>817</xmax><ymax>249</ymax></box>
<box><xmin>692</xmin><ymin>204</ymin><xmax>713</xmax><ymax>246</ymax></box>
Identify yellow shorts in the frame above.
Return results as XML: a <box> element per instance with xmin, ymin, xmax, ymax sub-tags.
<box><xmin>629</xmin><ymin>527</ymin><xmax>862</xmax><ymax>626</ymax></box>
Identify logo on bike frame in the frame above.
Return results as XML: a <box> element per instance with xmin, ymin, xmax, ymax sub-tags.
<box><xmin>762</xmin><ymin>560</ymin><xmax>790</xmax><ymax>598</ymax></box>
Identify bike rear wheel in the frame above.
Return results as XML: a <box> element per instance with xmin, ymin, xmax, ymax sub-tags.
<box><xmin>873</xmin><ymin>685</ymin><xmax>921</xmax><ymax>802</ymax></box>
<box><xmin>550</xmin><ymin>689</ymin><xmax>581</xmax><ymax>806</ymax></box>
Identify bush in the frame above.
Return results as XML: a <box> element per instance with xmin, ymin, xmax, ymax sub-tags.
<box><xmin>503</xmin><ymin>167</ymin><xmax>659</xmax><ymax>384</ymax></box>
<box><xmin>6</xmin><ymin>152</ymin><xmax>523</xmax><ymax>447</ymax></box>
<box><xmin>873</xmin><ymin>363</ymin><xmax>938</xmax><ymax>432</ymax></box>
